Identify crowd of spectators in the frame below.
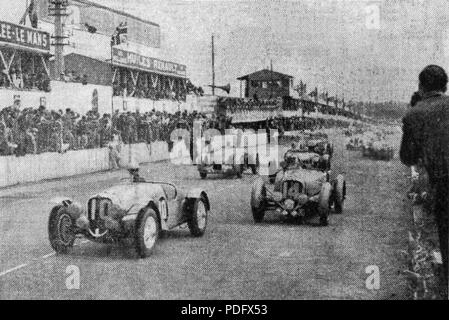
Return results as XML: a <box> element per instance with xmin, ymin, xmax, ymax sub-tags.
<box><xmin>266</xmin><ymin>116</ymin><xmax>351</xmax><ymax>134</ymax></box>
<box><xmin>300</xmin><ymin>101</ymin><xmax>361</xmax><ymax>120</ymax></box>
<box><xmin>185</xmin><ymin>79</ymin><xmax>204</xmax><ymax>97</ymax></box>
<box><xmin>218</xmin><ymin>96</ymin><xmax>361</xmax><ymax>120</ymax></box>
<box><xmin>112</xmin><ymin>70</ymin><xmax>204</xmax><ymax>102</ymax></box>
<box><xmin>1</xmin><ymin>91</ymin><xmax>361</xmax><ymax>158</ymax></box>
<box><xmin>1</xmin><ymin>100</ymin><xmax>357</xmax><ymax>157</ymax></box>
<box><xmin>218</xmin><ymin>96</ymin><xmax>282</xmax><ymax>113</ymax></box>
<box><xmin>0</xmin><ymin>68</ymin><xmax>51</xmax><ymax>92</ymax></box>
<box><xmin>62</xmin><ymin>70</ymin><xmax>89</xmax><ymax>85</ymax></box>
<box><xmin>0</xmin><ymin>101</ymin><xmax>231</xmax><ymax>157</ymax></box>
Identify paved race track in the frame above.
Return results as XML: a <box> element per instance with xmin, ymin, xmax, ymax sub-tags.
<box><xmin>0</xmin><ymin>130</ymin><xmax>411</xmax><ymax>299</ymax></box>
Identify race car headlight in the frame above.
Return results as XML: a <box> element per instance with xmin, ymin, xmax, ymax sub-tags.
<box><xmin>284</xmin><ymin>199</ymin><xmax>295</xmax><ymax>210</ymax></box>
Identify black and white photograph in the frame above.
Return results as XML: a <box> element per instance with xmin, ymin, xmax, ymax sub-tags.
<box><xmin>0</xmin><ymin>0</ymin><xmax>448</xmax><ymax>304</ymax></box>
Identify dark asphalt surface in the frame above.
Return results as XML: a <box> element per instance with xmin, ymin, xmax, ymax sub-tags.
<box><xmin>0</xmin><ymin>129</ymin><xmax>411</xmax><ymax>299</ymax></box>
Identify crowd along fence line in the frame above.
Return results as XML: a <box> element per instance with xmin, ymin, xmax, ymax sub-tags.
<box><xmin>0</xmin><ymin>141</ymin><xmax>170</xmax><ymax>188</ymax></box>
<box><xmin>0</xmin><ymin>132</ymin><xmax>272</xmax><ymax>188</ymax></box>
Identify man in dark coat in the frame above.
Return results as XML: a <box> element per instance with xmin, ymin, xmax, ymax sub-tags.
<box><xmin>400</xmin><ymin>65</ymin><xmax>449</xmax><ymax>295</ymax></box>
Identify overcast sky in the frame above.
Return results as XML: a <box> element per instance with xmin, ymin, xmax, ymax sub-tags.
<box><xmin>3</xmin><ymin>0</ymin><xmax>449</xmax><ymax>102</ymax></box>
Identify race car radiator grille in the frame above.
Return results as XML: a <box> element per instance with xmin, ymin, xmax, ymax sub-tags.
<box><xmin>282</xmin><ymin>181</ymin><xmax>303</xmax><ymax>199</ymax></box>
<box><xmin>88</xmin><ymin>198</ymin><xmax>112</xmax><ymax>222</ymax></box>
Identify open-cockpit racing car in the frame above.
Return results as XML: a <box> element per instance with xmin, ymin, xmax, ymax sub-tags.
<box><xmin>346</xmin><ymin>131</ymin><xmax>394</xmax><ymax>161</ymax></box>
<box><xmin>48</xmin><ymin>165</ymin><xmax>211</xmax><ymax>258</ymax></box>
<box><xmin>361</xmin><ymin>140</ymin><xmax>394</xmax><ymax>161</ymax></box>
<box><xmin>251</xmin><ymin>146</ymin><xmax>346</xmax><ymax>226</ymax></box>
<box><xmin>197</xmin><ymin>134</ymin><xmax>259</xmax><ymax>179</ymax></box>
<box><xmin>268</xmin><ymin>142</ymin><xmax>332</xmax><ymax>183</ymax></box>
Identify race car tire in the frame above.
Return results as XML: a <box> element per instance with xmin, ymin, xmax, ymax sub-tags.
<box><xmin>319</xmin><ymin>182</ymin><xmax>332</xmax><ymax>226</ymax></box>
<box><xmin>199</xmin><ymin>171</ymin><xmax>207</xmax><ymax>179</ymax></box>
<box><xmin>251</xmin><ymin>178</ymin><xmax>267</xmax><ymax>223</ymax></box>
<box><xmin>188</xmin><ymin>196</ymin><xmax>209</xmax><ymax>237</ymax></box>
<box><xmin>48</xmin><ymin>205</ymin><xmax>76</xmax><ymax>254</ymax></box>
<box><xmin>333</xmin><ymin>174</ymin><xmax>346</xmax><ymax>214</ymax></box>
<box><xmin>135</xmin><ymin>208</ymin><xmax>160</xmax><ymax>258</ymax></box>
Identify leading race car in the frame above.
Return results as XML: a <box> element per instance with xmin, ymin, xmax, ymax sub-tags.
<box><xmin>361</xmin><ymin>140</ymin><xmax>394</xmax><ymax>161</ymax></box>
<box><xmin>251</xmin><ymin>147</ymin><xmax>346</xmax><ymax>226</ymax></box>
<box><xmin>197</xmin><ymin>134</ymin><xmax>259</xmax><ymax>179</ymax></box>
<box><xmin>48</xmin><ymin>166</ymin><xmax>211</xmax><ymax>258</ymax></box>
<box><xmin>268</xmin><ymin>143</ymin><xmax>331</xmax><ymax>183</ymax></box>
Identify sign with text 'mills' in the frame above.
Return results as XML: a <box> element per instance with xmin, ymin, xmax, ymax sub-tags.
<box><xmin>0</xmin><ymin>20</ymin><xmax>50</xmax><ymax>51</ymax></box>
<box><xmin>112</xmin><ymin>48</ymin><xmax>186</xmax><ymax>78</ymax></box>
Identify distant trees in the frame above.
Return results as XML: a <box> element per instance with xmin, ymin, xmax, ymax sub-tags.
<box><xmin>345</xmin><ymin>100</ymin><xmax>409</xmax><ymax>120</ymax></box>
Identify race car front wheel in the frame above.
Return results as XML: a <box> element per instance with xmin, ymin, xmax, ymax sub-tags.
<box><xmin>251</xmin><ymin>178</ymin><xmax>267</xmax><ymax>223</ymax></box>
<box><xmin>188</xmin><ymin>196</ymin><xmax>209</xmax><ymax>237</ymax></box>
<box><xmin>319</xmin><ymin>182</ymin><xmax>332</xmax><ymax>226</ymax></box>
<box><xmin>135</xmin><ymin>208</ymin><xmax>160</xmax><ymax>258</ymax></box>
<box><xmin>333</xmin><ymin>175</ymin><xmax>346</xmax><ymax>214</ymax></box>
<box><xmin>48</xmin><ymin>206</ymin><xmax>76</xmax><ymax>254</ymax></box>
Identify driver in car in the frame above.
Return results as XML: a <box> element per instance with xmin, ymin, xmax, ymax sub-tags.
<box><xmin>127</xmin><ymin>162</ymin><xmax>146</xmax><ymax>183</ymax></box>
<box><xmin>284</xmin><ymin>143</ymin><xmax>298</xmax><ymax>160</ymax></box>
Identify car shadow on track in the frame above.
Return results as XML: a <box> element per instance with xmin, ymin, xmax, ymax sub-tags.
<box><xmin>62</xmin><ymin>229</ymin><xmax>200</xmax><ymax>260</ymax></box>
<box><xmin>240</xmin><ymin>213</ymin><xmax>328</xmax><ymax>228</ymax></box>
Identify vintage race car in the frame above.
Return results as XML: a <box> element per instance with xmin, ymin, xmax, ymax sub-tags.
<box><xmin>197</xmin><ymin>135</ymin><xmax>259</xmax><ymax>179</ymax></box>
<box><xmin>268</xmin><ymin>147</ymin><xmax>331</xmax><ymax>183</ymax></box>
<box><xmin>251</xmin><ymin>152</ymin><xmax>346</xmax><ymax>226</ymax></box>
<box><xmin>48</xmin><ymin>174</ymin><xmax>211</xmax><ymax>258</ymax></box>
<box><xmin>306</xmin><ymin>138</ymin><xmax>334</xmax><ymax>158</ymax></box>
<box><xmin>346</xmin><ymin>136</ymin><xmax>364</xmax><ymax>151</ymax></box>
<box><xmin>361</xmin><ymin>140</ymin><xmax>394</xmax><ymax>161</ymax></box>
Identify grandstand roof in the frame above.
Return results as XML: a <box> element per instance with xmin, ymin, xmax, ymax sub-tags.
<box><xmin>237</xmin><ymin>69</ymin><xmax>293</xmax><ymax>81</ymax></box>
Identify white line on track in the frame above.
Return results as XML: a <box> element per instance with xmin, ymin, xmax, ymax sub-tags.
<box><xmin>0</xmin><ymin>263</ymin><xmax>28</xmax><ymax>277</ymax></box>
<box><xmin>1</xmin><ymin>238</ymin><xmax>92</xmax><ymax>278</ymax></box>
<box><xmin>41</xmin><ymin>252</ymin><xmax>56</xmax><ymax>259</ymax></box>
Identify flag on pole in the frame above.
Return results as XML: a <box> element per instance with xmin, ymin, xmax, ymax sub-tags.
<box><xmin>319</xmin><ymin>91</ymin><xmax>327</xmax><ymax>100</ymax></box>
<box><xmin>295</xmin><ymin>80</ymin><xmax>308</xmax><ymax>97</ymax></box>
<box><xmin>111</xmin><ymin>22</ymin><xmax>128</xmax><ymax>46</ymax></box>
<box><xmin>29</xmin><ymin>0</ymin><xmax>38</xmax><ymax>28</ymax></box>
<box><xmin>308</xmin><ymin>87</ymin><xmax>318</xmax><ymax>97</ymax></box>
<box><xmin>300</xmin><ymin>81</ymin><xmax>307</xmax><ymax>96</ymax></box>
<box><xmin>19</xmin><ymin>0</ymin><xmax>38</xmax><ymax>28</ymax></box>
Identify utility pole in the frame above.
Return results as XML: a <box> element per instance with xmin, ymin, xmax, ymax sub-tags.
<box><xmin>270</xmin><ymin>59</ymin><xmax>273</xmax><ymax>99</ymax></box>
<box><xmin>211</xmin><ymin>34</ymin><xmax>215</xmax><ymax>96</ymax></box>
<box><xmin>48</xmin><ymin>0</ymin><xmax>69</xmax><ymax>80</ymax></box>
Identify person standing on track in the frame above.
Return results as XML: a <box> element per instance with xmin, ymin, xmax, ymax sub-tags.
<box><xmin>400</xmin><ymin>65</ymin><xmax>449</xmax><ymax>297</ymax></box>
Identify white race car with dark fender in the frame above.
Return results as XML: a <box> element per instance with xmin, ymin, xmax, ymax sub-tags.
<box><xmin>48</xmin><ymin>180</ymin><xmax>210</xmax><ymax>258</ymax></box>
